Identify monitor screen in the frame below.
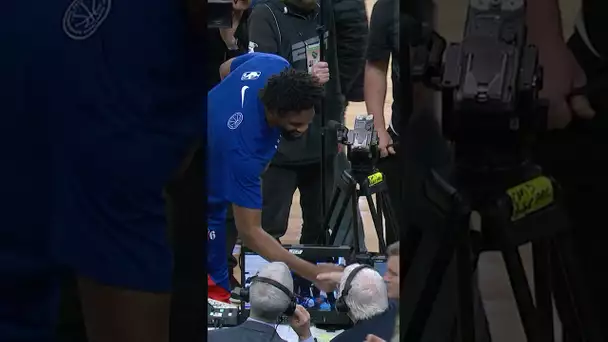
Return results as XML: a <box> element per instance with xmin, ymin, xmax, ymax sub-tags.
<box><xmin>242</xmin><ymin>253</ymin><xmax>346</xmax><ymax>311</ymax></box>
<box><xmin>373</xmin><ymin>259</ymin><xmax>387</xmax><ymax>276</ymax></box>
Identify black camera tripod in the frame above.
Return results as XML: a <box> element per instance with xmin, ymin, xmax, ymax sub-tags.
<box><xmin>321</xmin><ymin>165</ymin><xmax>398</xmax><ymax>254</ymax></box>
<box><xmin>400</xmin><ymin>163</ymin><xmax>602</xmax><ymax>342</ymax></box>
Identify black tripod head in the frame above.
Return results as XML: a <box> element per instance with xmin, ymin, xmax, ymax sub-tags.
<box><xmin>411</xmin><ymin>0</ymin><xmax>547</xmax><ymax>176</ymax></box>
<box><xmin>327</xmin><ymin>116</ymin><xmax>380</xmax><ymax>178</ymax></box>
<box><xmin>207</xmin><ymin>0</ymin><xmax>234</xmax><ymax>28</ymax></box>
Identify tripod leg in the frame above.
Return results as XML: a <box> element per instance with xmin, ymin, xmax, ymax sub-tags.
<box><xmin>364</xmin><ymin>194</ymin><xmax>387</xmax><ymax>253</ymax></box>
<box><xmin>350</xmin><ymin>186</ymin><xmax>362</xmax><ymax>253</ymax></box>
<box><xmin>378</xmin><ymin>191</ymin><xmax>400</xmax><ymax>243</ymax></box>
<box><xmin>456</xmin><ymin>216</ymin><xmax>476</xmax><ymax>342</ymax></box>
<box><xmin>532</xmin><ymin>240</ymin><xmax>554</xmax><ymax>342</ymax></box>
<box><xmin>550</xmin><ymin>238</ymin><xmax>583</xmax><ymax>342</ymax></box>
<box><xmin>323</xmin><ymin>188</ymin><xmax>341</xmax><ymax>230</ymax></box>
<box><xmin>376</xmin><ymin>195</ymin><xmax>385</xmax><ymax>244</ymax></box>
<box><xmin>326</xmin><ymin>188</ymin><xmax>348</xmax><ymax>246</ymax></box>
<box><xmin>500</xmin><ymin>245</ymin><xmax>542</xmax><ymax>342</ymax></box>
<box><xmin>402</xmin><ymin>230</ymin><xmax>458</xmax><ymax>342</ymax></box>
<box><xmin>551</xmin><ymin>235</ymin><xmax>604</xmax><ymax>342</ymax></box>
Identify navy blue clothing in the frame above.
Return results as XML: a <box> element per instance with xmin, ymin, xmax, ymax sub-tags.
<box><xmin>206</xmin><ymin>53</ymin><xmax>287</xmax><ymax>299</ymax></box>
<box><xmin>2</xmin><ymin>2</ymin><xmax>73</xmax><ymax>340</ymax></box>
<box><xmin>52</xmin><ymin>0</ymin><xmax>204</xmax><ymax>293</ymax></box>
<box><xmin>2</xmin><ymin>7</ymin><xmax>204</xmax><ymax>342</ymax></box>
<box><xmin>330</xmin><ymin>300</ymin><xmax>399</xmax><ymax>342</ymax></box>
<box><xmin>3</xmin><ymin>0</ymin><xmax>204</xmax><ymax>340</ymax></box>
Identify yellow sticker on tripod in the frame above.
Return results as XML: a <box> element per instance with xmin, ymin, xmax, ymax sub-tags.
<box><xmin>506</xmin><ymin>176</ymin><xmax>554</xmax><ymax>221</ymax></box>
<box><xmin>367</xmin><ymin>172</ymin><xmax>383</xmax><ymax>186</ymax></box>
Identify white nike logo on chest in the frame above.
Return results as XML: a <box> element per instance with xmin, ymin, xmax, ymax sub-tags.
<box><xmin>241</xmin><ymin>86</ymin><xmax>249</xmax><ymax>108</ymax></box>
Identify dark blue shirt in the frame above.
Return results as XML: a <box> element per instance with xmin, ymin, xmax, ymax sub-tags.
<box><xmin>53</xmin><ymin>0</ymin><xmax>205</xmax><ymax>291</ymax></box>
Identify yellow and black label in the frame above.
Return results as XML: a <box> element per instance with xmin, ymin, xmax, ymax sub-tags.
<box><xmin>506</xmin><ymin>176</ymin><xmax>554</xmax><ymax>221</ymax></box>
<box><xmin>367</xmin><ymin>172</ymin><xmax>384</xmax><ymax>186</ymax></box>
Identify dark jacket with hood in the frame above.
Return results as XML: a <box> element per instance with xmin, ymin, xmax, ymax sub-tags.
<box><xmin>248</xmin><ymin>0</ymin><xmax>365</xmax><ymax>165</ymax></box>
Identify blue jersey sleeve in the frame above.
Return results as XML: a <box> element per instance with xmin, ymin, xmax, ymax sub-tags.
<box><xmin>225</xmin><ymin>151</ymin><xmax>265</xmax><ymax>210</ymax></box>
<box><xmin>230</xmin><ymin>53</ymin><xmax>262</xmax><ymax>73</ymax></box>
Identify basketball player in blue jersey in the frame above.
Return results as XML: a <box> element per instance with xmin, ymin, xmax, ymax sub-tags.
<box><xmin>207</xmin><ymin>52</ymin><xmax>341</xmax><ymax>302</ymax></box>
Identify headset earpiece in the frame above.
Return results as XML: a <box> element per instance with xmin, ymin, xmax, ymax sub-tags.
<box><xmin>239</xmin><ymin>287</ymin><xmax>250</xmax><ymax>302</ymax></box>
<box><xmin>335</xmin><ymin>265</ymin><xmax>372</xmax><ymax>313</ymax></box>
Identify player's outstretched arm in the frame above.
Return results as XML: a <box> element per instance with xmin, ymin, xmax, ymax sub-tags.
<box><xmin>232</xmin><ymin>204</ymin><xmax>340</xmax><ymax>293</ymax></box>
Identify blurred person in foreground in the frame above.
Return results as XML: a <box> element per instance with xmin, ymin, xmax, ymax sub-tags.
<box><xmin>208</xmin><ymin>262</ymin><xmax>315</xmax><ymax>342</ymax></box>
<box><xmin>4</xmin><ymin>1</ymin><xmax>206</xmax><ymax>342</ymax></box>
<box><xmin>207</xmin><ymin>52</ymin><xmax>342</xmax><ymax>303</ymax></box>
<box><xmin>528</xmin><ymin>0</ymin><xmax>607</xmax><ymax>339</ymax></box>
<box><xmin>329</xmin><ymin>264</ymin><xmax>397</xmax><ymax>342</ymax></box>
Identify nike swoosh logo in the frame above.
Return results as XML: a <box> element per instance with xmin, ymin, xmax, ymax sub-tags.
<box><xmin>241</xmin><ymin>86</ymin><xmax>249</xmax><ymax>108</ymax></box>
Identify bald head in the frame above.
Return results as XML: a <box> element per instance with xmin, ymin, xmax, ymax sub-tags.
<box><xmin>338</xmin><ymin>264</ymin><xmax>388</xmax><ymax>322</ymax></box>
<box><xmin>249</xmin><ymin>262</ymin><xmax>294</xmax><ymax>323</ymax></box>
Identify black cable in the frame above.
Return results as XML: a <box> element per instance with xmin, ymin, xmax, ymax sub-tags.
<box><xmin>268</xmin><ymin>316</ymin><xmax>285</xmax><ymax>341</ymax></box>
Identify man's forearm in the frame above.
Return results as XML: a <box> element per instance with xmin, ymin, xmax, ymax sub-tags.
<box><xmin>526</xmin><ymin>0</ymin><xmax>565</xmax><ymax>46</ymax></box>
<box><xmin>219</xmin><ymin>58</ymin><xmax>234</xmax><ymax>80</ymax></box>
<box><xmin>240</xmin><ymin>226</ymin><xmax>319</xmax><ymax>281</ymax></box>
<box><xmin>364</xmin><ymin>62</ymin><xmax>389</xmax><ymax>129</ymax></box>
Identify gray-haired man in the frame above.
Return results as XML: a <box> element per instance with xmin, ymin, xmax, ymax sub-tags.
<box><xmin>208</xmin><ymin>262</ymin><xmax>315</xmax><ymax>342</ymax></box>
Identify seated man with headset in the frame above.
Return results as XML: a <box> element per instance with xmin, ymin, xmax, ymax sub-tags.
<box><xmin>208</xmin><ymin>262</ymin><xmax>317</xmax><ymax>342</ymax></box>
<box><xmin>330</xmin><ymin>264</ymin><xmax>398</xmax><ymax>342</ymax></box>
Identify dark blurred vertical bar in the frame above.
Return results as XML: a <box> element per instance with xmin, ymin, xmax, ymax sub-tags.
<box><xmin>397</xmin><ymin>2</ymin><xmax>411</xmax><ymax>339</ymax></box>
<box><xmin>169</xmin><ymin>1</ymin><xmax>208</xmax><ymax>341</ymax></box>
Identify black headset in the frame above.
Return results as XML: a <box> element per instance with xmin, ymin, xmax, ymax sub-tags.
<box><xmin>335</xmin><ymin>264</ymin><xmax>372</xmax><ymax>313</ymax></box>
<box><xmin>240</xmin><ymin>276</ymin><xmax>297</xmax><ymax>316</ymax></box>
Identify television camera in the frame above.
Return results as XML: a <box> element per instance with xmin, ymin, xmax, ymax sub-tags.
<box><xmin>208</xmin><ymin>0</ymin><xmax>233</xmax><ymax>28</ymax></box>
<box><xmin>329</xmin><ymin>115</ymin><xmax>380</xmax><ymax>175</ymax></box>
<box><xmin>322</xmin><ymin>116</ymin><xmax>397</xmax><ymax>255</ymax></box>
<box><xmin>400</xmin><ymin>0</ymin><xmax>602</xmax><ymax>341</ymax></box>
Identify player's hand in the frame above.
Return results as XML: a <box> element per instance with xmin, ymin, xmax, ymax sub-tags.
<box><xmin>314</xmin><ymin>263</ymin><xmax>344</xmax><ymax>292</ymax></box>
<box><xmin>364</xmin><ymin>334</ymin><xmax>386</xmax><ymax>342</ymax></box>
<box><xmin>312</xmin><ymin>62</ymin><xmax>330</xmax><ymax>85</ymax></box>
<box><xmin>289</xmin><ymin>305</ymin><xmax>312</xmax><ymax>340</ymax></box>
<box><xmin>378</xmin><ymin>129</ymin><xmax>395</xmax><ymax>158</ymax></box>
<box><xmin>316</xmin><ymin>271</ymin><xmax>343</xmax><ymax>291</ymax></box>
<box><xmin>538</xmin><ymin>43</ymin><xmax>595</xmax><ymax>129</ymax></box>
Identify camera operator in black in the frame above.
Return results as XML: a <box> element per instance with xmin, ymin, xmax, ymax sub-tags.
<box><xmin>247</xmin><ymin>0</ymin><xmax>367</xmax><ymax>245</ymax></box>
<box><xmin>529</xmin><ymin>0</ymin><xmax>608</xmax><ymax>339</ymax></box>
<box><xmin>364</xmin><ymin>0</ymin><xmax>437</xmax><ymax>245</ymax></box>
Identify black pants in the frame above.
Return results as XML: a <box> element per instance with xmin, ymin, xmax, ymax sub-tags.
<box><xmin>536</xmin><ymin>32</ymin><xmax>608</xmax><ymax>340</ymax></box>
<box><xmin>261</xmin><ymin>157</ymin><xmax>335</xmax><ymax>244</ymax></box>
